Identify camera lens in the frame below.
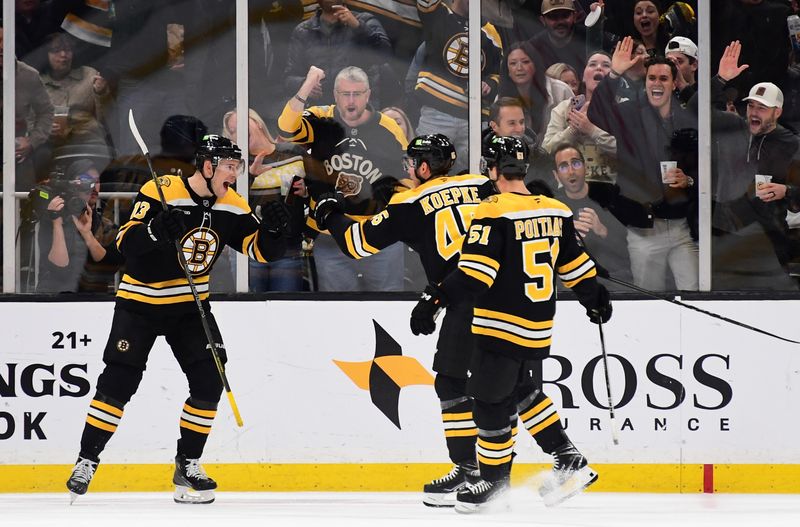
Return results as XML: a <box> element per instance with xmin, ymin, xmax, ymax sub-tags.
<box><xmin>65</xmin><ymin>196</ymin><xmax>87</xmax><ymax>216</ymax></box>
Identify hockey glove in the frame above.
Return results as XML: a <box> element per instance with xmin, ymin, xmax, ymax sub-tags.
<box><xmin>586</xmin><ymin>284</ymin><xmax>612</xmax><ymax>324</ymax></box>
<box><xmin>148</xmin><ymin>209</ymin><xmax>186</xmax><ymax>244</ymax></box>
<box><xmin>314</xmin><ymin>192</ymin><xmax>345</xmax><ymax>231</ymax></box>
<box><xmin>259</xmin><ymin>200</ymin><xmax>291</xmax><ymax>237</ymax></box>
<box><xmin>410</xmin><ymin>284</ymin><xmax>449</xmax><ymax>336</ymax></box>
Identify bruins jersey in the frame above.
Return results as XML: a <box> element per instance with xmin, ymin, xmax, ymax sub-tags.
<box><xmin>278</xmin><ymin>101</ymin><xmax>408</xmax><ymax>229</ymax></box>
<box><xmin>415</xmin><ymin>0</ymin><xmax>502</xmax><ymax>117</ymax></box>
<box><xmin>325</xmin><ymin>174</ymin><xmax>495</xmax><ymax>283</ymax></box>
<box><xmin>443</xmin><ymin>193</ymin><xmax>600</xmax><ymax>359</ymax></box>
<box><xmin>115</xmin><ymin>175</ymin><xmax>285</xmax><ymax>314</ymax></box>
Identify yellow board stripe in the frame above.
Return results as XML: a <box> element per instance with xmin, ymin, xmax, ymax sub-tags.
<box><xmin>444</xmin><ymin>428</ymin><xmax>477</xmax><ymax>438</ymax></box>
<box><xmin>180</xmin><ymin>420</ymin><xmax>211</xmax><ymax>435</ymax></box>
<box><xmin>528</xmin><ymin>413</ymin><xmax>561</xmax><ymax>436</ymax></box>
<box><xmin>86</xmin><ymin>415</ymin><xmax>116</xmax><ymax>433</ymax></box>
<box><xmin>2</xmin><ymin>463</ymin><xmax>800</xmax><ymax>493</ymax></box>
<box><xmin>90</xmin><ymin>399</ymin><xmax>123</xmax><ymax>417</ymax></box>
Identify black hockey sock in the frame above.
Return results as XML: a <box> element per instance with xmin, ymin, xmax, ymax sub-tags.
<box><xmin>517</xmin><ymin>390</ymin><xmax>567</xmax><ymax>454</ymax></box>
<box><xmin>440</xmin><ymin>396</ymin><xmax>477</xmax><ymax>465</ymax></box>
<box><xmin>79</xmin><ymin>392</ymin><xmax>126</xmax><ymax>462</ymax></box>
<box><xmin>177</xmin><ymin>397</ymin><xmax>218</xmax><ymax>459</ymax></box>
<box><xmin>474</xmin><ymin>399</ymin><xmax>513</xmax><ymax>482</ymax></box>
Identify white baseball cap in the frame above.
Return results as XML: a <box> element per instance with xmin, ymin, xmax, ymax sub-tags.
<box><xmin>743</xmin><ymin>82</ymin><xmax>784</xmax><ymax>109</ymax></box>
<box><xmin>665</xmin><ymin>37</ymin><xmax>697</xmax><ymax>60</ymax></box>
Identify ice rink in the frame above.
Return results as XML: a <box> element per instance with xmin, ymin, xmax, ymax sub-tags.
<box><xmin>3</xmin><ymin>491</ymin><xmax>800</xmax><ymax>527</ymax></box>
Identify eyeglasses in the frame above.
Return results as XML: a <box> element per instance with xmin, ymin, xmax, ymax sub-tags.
<box><xmin>48</xmin><ymin>46</ymin><xmax>73</xmax><ymax>54</ymax></box>
<box><xmin>556</xmin><ymin>158</ymin><xmax>584</xmax><ymax>173</ymax></box>
<box><xmin>336</xmin><ymin>90</ymin><xmax>368</xmax><ymax>99</ymax></box>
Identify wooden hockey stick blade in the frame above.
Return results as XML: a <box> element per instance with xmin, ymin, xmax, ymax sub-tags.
<box><xmin>128</xmin><ymin>109</ymin><xmax>150</xmax><ymax>156</ymax></box>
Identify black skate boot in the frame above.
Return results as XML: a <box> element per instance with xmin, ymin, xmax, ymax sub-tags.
<box><xmin>539</xmin><ymin>442</ymin><xmax>598</xmax><ymax>507</ymax></box>
<box><xmin>454</xmin><ymin>477</ymin><xmax>510</xmax><ymax>514</ymax></box>
<box><xmin>66</xmin><ymin>456</ymin><xmax>98</xmax><ymax>504</ymax></box>
<box><xmin>173</xmin><ymin>454</ymin><xmax>217</xmax><ymax>504</ymax></box>
<box><xmin>422</xmin><ymin>462</ymin><xmax>478</xmax><ymax>507</ymax></box>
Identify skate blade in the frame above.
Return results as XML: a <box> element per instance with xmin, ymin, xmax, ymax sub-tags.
<box><xmin>542</xmin><ymin>465</ymin><xmax>598</xmax><ymax>507</ymax></box>
<box><xmin>454</xmin><ymin>496</ymin><xmax>511</xmax><ymax>515</ymax></box>
<box><xmin>173</xmin><ymin>485</ymin><xmax>215</xmax><ymax>504</ymax></box>
<box><xmin>422</xmin><ymin>491</ymin><xmax>457</xmax><ymax>508</ymax></box>
<box><xmin>69</xmin><ymin>492</ymin><xmax>81</xmax><ymax>505</ymax></box>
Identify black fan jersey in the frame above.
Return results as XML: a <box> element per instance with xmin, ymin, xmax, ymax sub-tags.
<box><xmin>115</xmin><ymin>175</ymin><xmax>285</xmax><ymax>314</ymax></box>
<box><xmin>414</xmin><ymin>0</ymin><xmax>502</xmax><ymax>118</ymax></box>
<box><xmin>444</xmin><ymin>193</ymin><xmax>600</xmax><ymax>359</ymax></box>
<box><xmin>325</xmin><ymin>173</ymin><xmax>496</xmax><ymax>283</ymax></box>
<box><xmin>277</xmin><ymin>102</ymin><xmax>408</xmax><ymax>230</ymax></box>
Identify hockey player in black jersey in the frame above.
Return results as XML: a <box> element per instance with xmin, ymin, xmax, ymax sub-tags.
<box><xmin>66</xmin><ymin>135</ymin><xmax>290</xmax><ymax>504</ymax></box>
<box><xmin>314</xmin><ymin>134</ymin><xmax>491</xmax><ymax>506</ymax></box>
<box><xmin>411</xmin><ymin>136</ymin><xmax>612</xmax><ymax>513</ymax></box>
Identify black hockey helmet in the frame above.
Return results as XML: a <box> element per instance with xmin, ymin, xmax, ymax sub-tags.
<box><xmin>406</xmin><ymin>134</ymin><xmax>456</xmax><ymax>176</ymax></box>
<box><xmin>482</xmin><ymin>135</ymin><xmax>529</xmax><ymax>178</ymax></box>
<box><xmin>195</xmin><ymin>134</ymin><xmax>242</xmax><ymax>172</ymax></box>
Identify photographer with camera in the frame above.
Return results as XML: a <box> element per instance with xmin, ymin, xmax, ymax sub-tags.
<box><xmin>35</xmin><ymin>159</ymin><xmax>123</xmax><ymax>293</ymax></box>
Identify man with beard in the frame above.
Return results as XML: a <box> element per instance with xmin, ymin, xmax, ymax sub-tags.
<box><xmin>529</xmin><ymin>0</ymin><xmax>591</xmax><ymax>75</ymax></box>
<box><xmin>588</xmin><ymin>36</ymin><xmax>699</xmax><ymax>291</ymax></box>
<box><xmin>705</xmin><ymin>41</ymin><xmax>800</xmax><ymax>289</ymax></box>
<box><xmin>278</xmin><ymin>65</ymin><xmax>408</xmax><ymax>291</ymax></box>
<box><xmin>35</xmin><ymin>159</ymin><xmax>123</xmax><ymax>293</ymax></box>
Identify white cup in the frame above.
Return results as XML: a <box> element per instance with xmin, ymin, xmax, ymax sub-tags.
<box><xmin>755</xmin><ymin>174</ymin><xmax>772</xmax><ymax>189</ymax></box>
<box><xmin>660</xmin><ymin>161</ymin><xmax>677</xmax><ymax>183</ymax></box>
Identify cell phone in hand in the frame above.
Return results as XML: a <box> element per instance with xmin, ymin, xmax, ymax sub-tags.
<box><xmin>285</xmin><ymin>175</ymin><xmax>303</xmax><ymax>205</ymax></box>
<box><xmin>571</xmin><ymin>94</ymin><xmax>586</xmax><ymax>111</ymax></box>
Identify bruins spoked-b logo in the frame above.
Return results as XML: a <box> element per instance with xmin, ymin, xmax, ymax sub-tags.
<box><xmin>116</xmin><ymin>339</ymin><xmax>130</xmax><ymax>353</ymax></box>
<box><xmin>180</xmin><ymin>227</ymin><xmax>219</xmax><ymax>274</ymax></box>
<box><xmin>443</xmin><ymin>33</ymin><xmax>485</xmax><ymax>78</ymax></box>
<box><xmin>334</xmin><ymin>320</ymin><xmax>434</xmax><ymax>429</ymax></box>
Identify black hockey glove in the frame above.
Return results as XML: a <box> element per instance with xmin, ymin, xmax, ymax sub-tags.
<box><xmin>314</xmin><ymin>192</ymin><xmax>345</xmax><ymax>231</ymax></box>
<box><xmin>259</xmin><ymin>200</ymin><xmax>291</xmax><ymax>237</ymax></box>
<box><xmin>148</xmin><ymin>209</ymin><xmax>186</xmax><ymax>244</ymax></box>
<box><xmin>410</xmin><ymin>284</ymin><xmax>449</xmax><ymax>336</ymax></box>
<box><xmin>586</xmin><ymin>284</ymin><xmax>612</xmax><ymax>324</ymax></box>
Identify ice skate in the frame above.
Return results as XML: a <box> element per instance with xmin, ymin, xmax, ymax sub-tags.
<box><xmin>539</xmin><ymin>443</ymin><xmax>598</xmax><ymax>507</ymax></box>
<box><xmin>422</xmin><ymin>462</ymin><xmax>478</xmax><ymax>507</ymax></box>
<box><xmin>454</xmin><ymin>477</ymin><xmax>510</xmax><ymax>514</ymax></box>
<box><xmin>66</xmin><ymin>457</ymin><xmax>98</xmax><ymax>504</ymax></box>
<box><xmin>173</xmin><ymin>454</ymin><xmax>217</xmax><ymax>504</ymax></box>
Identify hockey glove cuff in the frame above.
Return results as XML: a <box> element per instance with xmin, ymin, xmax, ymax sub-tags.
<box><xmin>410</xmin><ymin>284</ymin><xmax>449</xmax><ymax>336</ymax></box>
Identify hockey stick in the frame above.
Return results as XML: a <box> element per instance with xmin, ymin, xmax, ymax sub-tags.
<box><xmin>599</xmin><ymin>273</ymin><xmax>800</xmax><ymax>345</ymax></box>
<box><xmin>597</xmin><ymin>321</ymin><xmax>619</xmax><ymax>445</ymax></box>
<box><xmin>128</xmin><ymin>109</ymin><xmax>244</xmax><ymax>427</ymax></box>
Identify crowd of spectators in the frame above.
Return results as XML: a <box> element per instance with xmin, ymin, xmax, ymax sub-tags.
<box><xmin>4</xmin><ymin>0</ymin><xmax>800</xmax><ymax>294</ymax></box>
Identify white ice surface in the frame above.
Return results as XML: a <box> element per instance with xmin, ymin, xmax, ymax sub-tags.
<box><xmin>3</xmin><ymin>491</ymin><xmax>800</xmax><ymax>527</ymax></box>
